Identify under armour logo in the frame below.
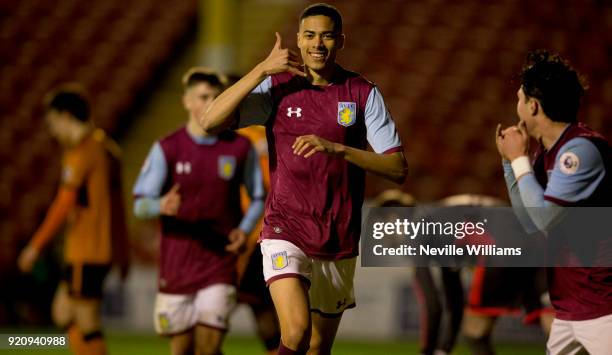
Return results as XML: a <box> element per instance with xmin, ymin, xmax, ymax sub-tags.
<box><xmin>336</xmin><ymin>298</ymin><xmax>346</xmax><ymax>310</ymax></box>
<box><xmin>287</xmin><ymin>107</ymin><xmax>302</xmax><ymax>118</ymax></box>
<box><xmin>175</xmin><ymin>161</ymin><xmax>192</xmax><ymax>174</ymax></box>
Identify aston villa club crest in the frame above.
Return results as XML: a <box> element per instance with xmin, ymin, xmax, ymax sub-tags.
<box><xmin>158</xmin><ymin>313</ymin><xmax>170</xmax><ymax>331</ymax></box>
<box><xmin>271</xmin><ymin>251</ymin><xmax>288</xmax><ymax>270</ymax></box>
<box><xmin>218</xmin><ymin>155</ymin><xmax>236</xmax><ymax>180</ymax></box>
<box><xmin>337</xmin><ymin>102</ymin><xmax>356</xmax><ymax>127</ymax></box>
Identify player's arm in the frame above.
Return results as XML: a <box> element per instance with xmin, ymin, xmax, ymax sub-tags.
<box><xmin>18</xmin><ymin>151</ymin><xmax>91</xmax><ymax>272</ymax></box>
<box><xmin>226</xmin><ymin>146</ymin><xmax>266</xmax><ymax>253</ymax></box>
<box><xmin>200</xmin><ymin>33</ymin><xmax>305</xmax><ymax>134</ymax></box>
<box><xmin>133</xmin><ymin>142</ymin><xmax>179</xmax><ymax>218</ymax></box>
<box><xmin>293</xmin><ymin>86</ymin><xmax>408</xmax><ymax>184</ymax></box>
<box><xmin>500</xmin><ymin>124</ymin><xmax>603</xmax><ymax>231</ymax></box>
<box><xmin>238</xmin><ymin>146</ymin><xmax>266</xmax><ymax>234</ymax></box>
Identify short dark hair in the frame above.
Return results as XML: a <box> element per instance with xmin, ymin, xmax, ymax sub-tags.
<box><xmin>520</xmin><ymin>50</ymin><xmax>587</xmax><ymax>123</ymax></box>
<box><xmin>45</xmin><ymin>86</ymin><xmax>90</xmax><ymax>122</ymax></box>
<box><xmin>182</xmin><ymin>67</ymin><xmax>227</xmax><ymax>91</ymax></box>
<box><xmin>300</xmin><ymin>3</ymin><xmax>343</xmax><ymax>33</ymax></box>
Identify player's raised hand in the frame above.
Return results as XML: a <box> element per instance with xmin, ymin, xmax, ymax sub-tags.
<box><xmin>259</xmin><ymin>32</ymin><xmax>306</xmax><ymax>77</ymax></box>
<box><xmin>160</xmin><ymin>184</ymin><xmax>181</xmax><ymax>216</ymax></box>
<box><xmin>225</xmin><ymin>228</ymin><xmax>247</xmax><ymax>254</ymax></box>
<box><xmin>498</xmin><ymin>121</ymin><xmax>529</xmax><ymax>161</ymax></box>
<box><xmin>17</xmin><ymin>245</ymin><xmax>39</xmax><ymax>273</ymax></box>
<box><xmin>495</xmin><ymin>123</ymin><xmax>508</xmax><ymax>160</ymax></box>
<box><xmin>292</xmin><ymin>134</ymin><xmax>343</xmax><ymax>158</ymax></box>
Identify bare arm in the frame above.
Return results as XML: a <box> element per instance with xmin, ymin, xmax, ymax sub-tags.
<box><xmin>292</xmin><ymin>135</ymin><xmax>408</xmax><ymax>184</ymax></box>
<box><xmin>200</xmin><ymin>32</ymin><xmax>306</xmax><ymax>134</ymax></box>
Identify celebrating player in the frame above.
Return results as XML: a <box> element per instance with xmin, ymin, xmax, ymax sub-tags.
<box><xmin>133</xmin><ymin>68</ymin><xmax>265</xmax><ymax>355</ymax></box>
<box><xmin>496</xmin><ymin>50</ymin><xmax>612</xmax><ymax>354</ymax></box>
<box><xmin>199</xmin><ymin>3</ymin><xmax>408</xmax><ymax>354</ymax></box>
<box><xmin>18</xmin><ymin>86</ymin><xmax>130</xmax><ymax>355</ymax></box>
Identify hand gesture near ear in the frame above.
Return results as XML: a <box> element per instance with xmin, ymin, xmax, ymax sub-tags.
<box><xmin>259</xmin><ymin>32</ymin><xmax>307</xmax><ymax>77</ymax></box>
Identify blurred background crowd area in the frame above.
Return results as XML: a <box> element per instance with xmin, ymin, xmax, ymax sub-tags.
<box><xmin>0</xmin><ymin>0</ymin><xmax>611</xmax><ymax>338</ymax></box>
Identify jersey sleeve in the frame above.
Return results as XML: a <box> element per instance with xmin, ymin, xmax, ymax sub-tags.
<box><xmin>364</xmin><ymin>86</ymin><xmax>403</xmax><ymax>154</ymax></box>
<box><xmin>544</xmin><ymin>137</ymin><xmax>605</xmax><ymax>205</ymax></box>
<box><xmin>133</xmin><ymin>142</ymin><xmax>168</xmax><ymax>198</ymax></box>
<box><xmin>61</xmin><ymin>147</ymin><xmax>92</xmax><ymax>190</ymax></box>
<box><xmin>238</xmin><ymin>146</ymin><xmax>265</xmax><ymax>233</ymax></box>
<box><xmin>237</xmin><ymin>76</ymin><xmax>273</xmax><ymax>128</ymax></box>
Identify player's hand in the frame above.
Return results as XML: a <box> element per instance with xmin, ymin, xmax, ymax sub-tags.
<box><xmin>160</xmin><ymin>184</ymin><xmax>181</xmax><ymax>216</ymax></box>
<box><xmin>258</xmin><ymin>32</ymin><xmax>306</xmax><ymax>77</ymax></box>
<box><xmin>17</xmin><ymin>245</ymin><xmax>39</xmax><ymax>273</ymax></box>
<box><xmin>495</xmin><ymin>123</ymin><xmax>509</xmax><ymax>160</ymax></box>
<box><xmin>225</xmin><ymin>228</ymin><xmax>247</xmax><ymax>254</ymax></box>
<box><xmin>498</xmin><ymin>120</ymin><xmax>529</xmax><ymax>161</ymax></box>
<box><xmin>292</xmin><ymin>134</ymin><xmax>344</xmax><ymax>158</ymax></box>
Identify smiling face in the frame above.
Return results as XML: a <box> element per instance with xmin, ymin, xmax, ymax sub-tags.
<box><xmin>297</xmin><ymin>15</ymin><xmax>344</xmax><ymax>74</ymax></box>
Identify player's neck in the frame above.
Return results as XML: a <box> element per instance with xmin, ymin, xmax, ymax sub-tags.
<box><xmin>69</xmin><ymin>124</ymin><xmax>92</xmax><ymax>147</ymax></box>
<box><xmin>540</xmin><ymin>121</ymin><xmax>571</xmax><ymax>150</ymax></box>
<box><xmin>307</xmin><ymin>64</ymin><xmax>338</xmax><ymax>86</ymax></box>
<box><xmin>187</xmin><ymin>117</ymin><xmax>207</xmax><ymax>137</ymax></box>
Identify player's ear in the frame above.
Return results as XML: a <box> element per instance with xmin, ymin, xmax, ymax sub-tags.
<box><xmin>337</xmin><ymin>33</ymin><xmax>345</xmax><ymax>50</ymax></box>
<box><xmin>182</xmin><ymin>92</ymin><xmax>190</xmax><ymax>111</ymax></box>
<box><xmin>529</xmin><ymin>98</ymin><xmax>539</xmax><ymax>116</ymax></box>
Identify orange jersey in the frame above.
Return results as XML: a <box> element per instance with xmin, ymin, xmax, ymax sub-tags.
<box><xmin>236</xmin><ymin>126</ymin><xmax>269</xmax><ymax>278</ymax></box>
<box><xmin>61</xmin><ymin>129</ymin><xmax>127</xmax><ymax>264</ymax></box>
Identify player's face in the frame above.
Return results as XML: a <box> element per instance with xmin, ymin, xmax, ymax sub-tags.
<box><xmin>183</xmin><ymin>82</ymin><xmax>221</xmax><ymax>121</ymax></box>
<box><xmin>45</xmin><ymin>110</ymin><xmax>76</xmax><ymax>146</ymax></box>
<box><xmin>297</xmin><ymin>15</ymin><xmax>344</xmax><ymax>72</ymax></box>
<box><xmin>516</xmin><ymin>87</ymin><xmax>536</xmax><ymax>135</ymax></box>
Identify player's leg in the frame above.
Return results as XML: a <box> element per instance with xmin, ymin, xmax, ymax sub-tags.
<box><xmin>154</xmin><ymin>293</ymin><xmax>198</xmax><ymax>355</ymax></box>
<box><xmin>462</xmin><ymin>313</ymin><xmax>496</xmax><ymax>355</ymax></box>
<box><xmin>413</xmin><ymin>267</ymin><xmax>442</xmax><ymax>355</ymax></box>
<box><xmin>546</xmin><ymin>318</ymin><xmax>588</xmax><ymax>355</ymax></box>
<box><xmin>169</xmin><ymin>332</ymin><xmax>194</xmax><ymax>355</ymax></box>
<box><xmin>438</xmin><ymin>267</ymin><xmax>464</xmax><ymax>354</ymax></box>
<box><xmin>249</xmin><ymin>302</ymin><xmax>281</xmax><ymax>355</ymax></box>
<box><xmin>194</xmin><ymin>326</ymin><xmax>225</xmax><ymax>355</ymax></box>
<box><xmin>51</xmin><ymin>281</ymin><xmax>81</xmax><ymax>354</ymax></box>
<box><xmin>308</xmin><ymin>257</ymin><xmax>356</xmax><ymax>355</ymax></box>
<box><xmin>193</xmin><ymin>284</ymin><xmax>236</xmax><ymax>355</ymax></box>
<box><xmin>270</xmin><ymin>278</ymin><xmax>311</xmax><ymax>353</ymax></box>
<box><xmin>72</xmin><ymin>297</ymin><xmax>106</xmax><ymax>355</ymax></box>
<box><xmin>239</xmin><ymin>243</ymin><xmax>281</xmax><ymax>354</ymax></box>
<box><xmin>261</xmin><ymin>239</ymin><xmax>313</xmax><ymax>354</ymax></box>
<box><xmin>67</xmin><ymin>264</ymin><xmax>110</xmax><ymax>355</ymax></box>
<box><xmin>308</xmin><ymin>313</ymin><xmax>341</xmax><ymax>355</ymax></box>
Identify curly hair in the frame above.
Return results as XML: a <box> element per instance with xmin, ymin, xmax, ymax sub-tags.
<box><xmin>520</xmin><ymin>50</ymin><xmax>588</xmax><ymax>123</ymax></box>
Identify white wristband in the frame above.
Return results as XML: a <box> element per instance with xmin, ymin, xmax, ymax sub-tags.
<box><xmin>510</xmin><ymin>156</ymin><xmax>532</xmax><ymax>179</ymax></box>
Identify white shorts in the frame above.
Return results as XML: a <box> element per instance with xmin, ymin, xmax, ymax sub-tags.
<box><xmin>547</xmin><ymin>313</ymin><xmax>612</xmax><ymax>355</ymax></box>
<box><xmin>261</xmin><ymin>239</ymin><xmax>356</xmax><ymax>317</ymax></box>
<box><xmin>153</xmin><ymin>283</ymin><xmax>237</xmax><ymax>335</ymax></box>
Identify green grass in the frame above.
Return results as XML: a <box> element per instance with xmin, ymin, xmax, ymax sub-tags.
<box><xmin>0</xmin><ymin>332</ymin><xmax>546</xmax><ymax>355</ymax></box>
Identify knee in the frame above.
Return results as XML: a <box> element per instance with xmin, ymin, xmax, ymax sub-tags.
<box><xmin>197</xmin><ymin>343</ymin><xmax>221</xmax><ymax>355</ymax></box>
<box><xmin>282</xmin><ymin>318</ymin><xmax>311</xmax><ymax>351</ymax></box>
<box><xmin>51</xmin><ymin>308</ymin><xmax>72</xmax><ymax>328</ymax></box>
